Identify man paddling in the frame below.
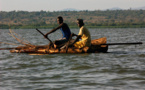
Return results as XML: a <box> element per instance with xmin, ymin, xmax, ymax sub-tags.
<box><xmin>44</xmin><ymin>16</ymin><xmax>71</xmax><ymax>48</ymax></box>
<box><xmin>65</xmin><ymin>19</ymin><xmax>91</xmax><ymax>49</ymax></box>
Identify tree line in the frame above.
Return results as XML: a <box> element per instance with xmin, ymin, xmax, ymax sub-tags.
<box><xmin>0</xmin><ymin>10</ymin><xmax>145</xmax><ymax>29</ymax></box>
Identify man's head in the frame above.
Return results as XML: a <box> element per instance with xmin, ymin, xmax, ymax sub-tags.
<box><xmin>57</xmin><ymin>16</ymin><xmax>63</xmax><ymax>24</ymax></box>
<box><xmin>77</xmin><ymin>19</ymin><xmax>84</xmax><ymax>27</ymax></box>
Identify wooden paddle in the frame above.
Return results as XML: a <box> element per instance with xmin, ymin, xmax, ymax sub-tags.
<box><xmin>36</xmin><ymin>28</ymin><xmax>53</xmax><ymax>43</ymax></box>
<box><xmin>65</xmin><ymin>33</ymin><xmax>80</xmax><ymax>53</ymax></box>
<box><xmin>65</xmin><ymin>34</ymin><xmax>75</xmax><ymax>53</ymax></box>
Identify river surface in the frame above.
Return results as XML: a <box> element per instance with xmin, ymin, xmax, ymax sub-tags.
<box><xmin>0</xmin><ymin>28</ymin><xmax>145</xmax><ymax>90</ymax></box>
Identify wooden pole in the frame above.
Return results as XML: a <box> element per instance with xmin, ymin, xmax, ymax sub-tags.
<box><xmin>0</xmin><ymin>47</ymin><xmax>16</xmax><ymax>50</ymax></box>
<box><xmin>36</xmin><ymin>28</ymin><xmax>53</xmax><ymax>44</ymax></box>
<box><xmin>102</xmin><ymin>42</ymin><xmax>143</xmax><ymax>45</ymax></box>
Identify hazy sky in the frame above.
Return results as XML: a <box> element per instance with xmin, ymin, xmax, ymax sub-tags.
<box><xmin>1</xmin><ymin>0</ymin><xmax>145</xmax><ymax>11</ymax></box>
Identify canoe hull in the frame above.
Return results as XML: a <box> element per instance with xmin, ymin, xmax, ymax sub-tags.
<box><xmin>10</xmin><ymin>37</ymin><xmax>108</xmax><ymax>54</ymax></box>
<box><xmin>10</xmin><ymin>45</ymin><xmax>108</xmax><ymax>54</ymax></box>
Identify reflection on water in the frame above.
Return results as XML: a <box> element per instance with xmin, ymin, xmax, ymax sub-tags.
<box><xmin>0</xmin><ymin>28</ymin><xmax>145</xmax><ymax>90</ymax></box>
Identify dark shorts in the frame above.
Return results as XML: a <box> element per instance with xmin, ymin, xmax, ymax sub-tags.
<box><xmin>54</xmin><ymin>38</ymin><xmax>68</xmax><ymax>46</ymax></box>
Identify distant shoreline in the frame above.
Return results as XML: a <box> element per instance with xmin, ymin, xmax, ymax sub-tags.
<box><xmin>1</xmin><ymin>10</ymin><xmax>145</xmax><ymax>29</ymax></box>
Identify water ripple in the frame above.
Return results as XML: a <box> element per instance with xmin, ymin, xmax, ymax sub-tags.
<box><xmin>0</xmin><ymin>28</ymin><xmax>145</xmax><ymax>90</ymax></box>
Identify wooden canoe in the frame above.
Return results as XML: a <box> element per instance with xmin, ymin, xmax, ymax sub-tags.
<box><xmin>10</xmin><ymin>37</ymin><xmax>108</xmax><ymax>54</ymax></box>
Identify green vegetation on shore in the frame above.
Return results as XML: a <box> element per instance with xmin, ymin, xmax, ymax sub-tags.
<box><xmin>0</xmin><ymin>10</ymin><xmax>145</xmax><ymax>29</ymax></box>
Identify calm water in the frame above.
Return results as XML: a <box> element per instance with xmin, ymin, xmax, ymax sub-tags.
<box><xmin>0</xmin><ymin>28</ymin><xmax>145</xmax><ymax>90</ymax></box>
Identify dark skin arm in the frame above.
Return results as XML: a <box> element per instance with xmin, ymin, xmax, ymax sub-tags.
<box><xmin>71</xmin><ymin>23</ymin><xmax>84</xmax><ymax>44</ymax></box>
<box><xmin>71</xmin><ymin>24</ymin><xmax>84</xmax><ymax>45</ymax></box>
<box><xmin>44</xmin><ymin>23</ymin><xmax>64</xmax><ymax>38</ymax></box>
<box><xmin>69</xmin><ymin>33</ymin><xmax>82</xmax><ymax>46</ymax></box>
<box><xmin>65</xmin><ymin>33</ymin><xmax>81</xmax><ymax>53</ymax></box>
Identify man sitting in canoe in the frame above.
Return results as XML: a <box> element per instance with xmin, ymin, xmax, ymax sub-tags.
<box><xmin>44</xmin><ymin>16</ymin><xmax>71</xmax><ymax>48</ymax></box>
<box><xmin>65</xmin><ymin>19</ymin><xmax>91</xmax><ymax>49</ymax></box>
